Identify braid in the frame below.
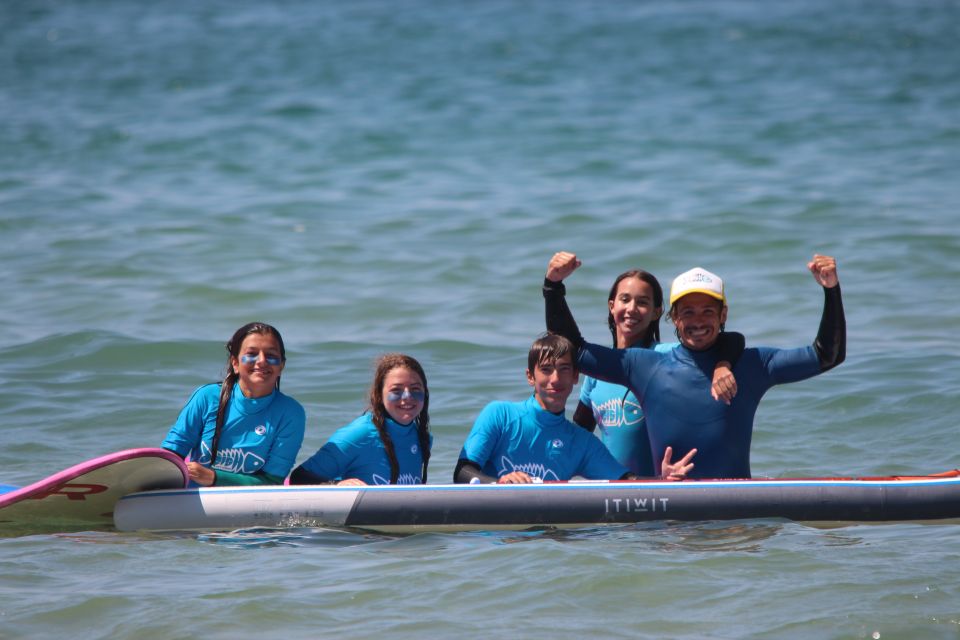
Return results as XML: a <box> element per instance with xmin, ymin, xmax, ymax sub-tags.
<box><xmin>414</xmin><ymin>366</ymin><xmax>431</xmax><ymax>484</ymax></box>
<box><xmin>210</xmin><ymin>370</ymin><xmax>237</xmax><ymax>469</ymax></box>
<box><xmin>417</xmin><ymin>419</ymin><xmax>431</xmax><ymax>484</ymax></box>
<box><xmin>371</xmin><ymin>408</ymin><xmax>400</xmax><ymax>484</ymax></box>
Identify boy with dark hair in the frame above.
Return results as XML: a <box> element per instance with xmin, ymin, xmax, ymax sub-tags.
<box><xmin>454</xmin><ymin>333</ymin><xmax>694</xmax><ymax>484</ymax></box>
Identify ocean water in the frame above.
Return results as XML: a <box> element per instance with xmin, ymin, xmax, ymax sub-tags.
<box><xmin>2</xmin><ymin>0</ymin><xmax>960</xmax><ymax>637</ymax></box>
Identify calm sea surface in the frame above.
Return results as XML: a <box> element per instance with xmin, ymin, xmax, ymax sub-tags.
<box><xmin>2</xmin><ymin>1</ymin><xmax>959</xmax><ymax>638</ymax></box>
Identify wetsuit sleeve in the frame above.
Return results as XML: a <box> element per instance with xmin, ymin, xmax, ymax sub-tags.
<box><xmin>457</xmin><ymin>402</ymin><xmax>505</xmax><ymax>478</ymax></box>
<box><xmin>213</xmin><ymin>469</ymin><xmax>284</xmax><ymax>486</ymax></box>
<box><xmin>289</xmin><ymin>464</ymin><xmax>336</xmax><ymax>485</ymax></box>
<box><xmin>298</xmin><ymin>420</ymin><xmax>369</xmax><ymax>483</ymax></box>
<box><xmin>544</xmin><ymin>278</ymin><xmax>658</xmax><ymax>391</ymax></box>
<box><xmin>261</xmin><ymin>400</ymin><xmax>307</xmax><ymax>478</ymax></box>
<box><xmin>263</xmin><ymin>396</ymin><xmax>307</xmax><ymax>478</ymax></box>
<box><xmin>161</xmin><ymin>384</ymin><xmax>215</xmax><ymax>457</ymax></box>
<box><xmin>577</xmin><ymin>343</ymin><xmax>638</xmax><ymax>388</ymax></box>
<box><xmin>814</xmin><ymin>285</ymin><xmax>846</xmax><ymax>372</ymax></box>
<box><xmin>543</xmin><ymin>278</ymin><xmax>585</xmax><ymax>349</ymax></box>
<box><xmin>714</xmin><ymin>332</ymin><xmax>745</xmax><ymax>367</ymax></box>
<box><xmin>572</xmin><ymin>401</ymin><xmax>597</xmax><ymax>432</ymax></box>
<box><xmin>453</xmin><ymin>459</ymin><xmax>497</xmax><ymax>484</ymax></box>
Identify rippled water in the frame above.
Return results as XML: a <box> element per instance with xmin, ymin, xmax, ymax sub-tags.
<box><xmin>2</xmin><ymin>0</ymin><xmax>959</xmax><ymax>638</ymax></box>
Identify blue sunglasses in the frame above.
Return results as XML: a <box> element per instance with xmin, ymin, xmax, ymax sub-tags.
<box><xmin>387</xmin><ymin>389</ymin><xmax>426</xmax><ymax>403</ymax></box>
<box><xmin>240</xmin><ymin>354</ymin><xmax>283</xmax><ymax>366</ymax></box>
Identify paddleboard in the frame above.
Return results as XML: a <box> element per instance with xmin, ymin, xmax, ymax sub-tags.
<box><xmin>114</xmin><ymin>470</ymin><xmax>960</xmax><ymax>534</ymax></box>
<box><xmin>0</xmin><ymin>448</ymin><xmax>189</xmax><ymax>535</ymax></box>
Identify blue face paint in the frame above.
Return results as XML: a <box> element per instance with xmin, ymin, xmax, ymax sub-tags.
<box><xmin>387</xmin><ymin>389</ymin><xmax>425</xmax><ymax>403</ymax></box>
<box><xmin>240</xmin><ymin>354</ymin><xmax>282</xmax><ymax>366</ymax></box>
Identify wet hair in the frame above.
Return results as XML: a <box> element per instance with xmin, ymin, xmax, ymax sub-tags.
<box><xmin>527</xmin><ymin>332</ymin><xmax>576</xmax><ymax>373</ymax></box>
<box><xmin>369</xmin><ymin>353</ymin><xmax>431</xmax><ymax>484</ymax></box>
<box><xmin>210</xmin><ymin>322</ymin><xmax>287</xmax><ymax>468</ymax></box>
<box><xmin>606</xmin><ymin>270</ymin><xmax>663</xmax><ymax>348</ymax></box>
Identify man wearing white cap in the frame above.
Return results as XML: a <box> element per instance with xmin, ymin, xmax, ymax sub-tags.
<box><xmin>543</xmin><ymin>253</ymin><xmax>845</xmax><ymax>479</ymax></box>
<box><xmin>668</xmin><ymin>266</ymin><xmax>730</xmax><ymax>351</ymax></box>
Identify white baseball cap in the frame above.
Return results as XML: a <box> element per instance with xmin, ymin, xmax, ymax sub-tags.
<box><xmin>669</xmin><ymin>267</ymin><xmax>725</xmax><ymax>305</ymax></box>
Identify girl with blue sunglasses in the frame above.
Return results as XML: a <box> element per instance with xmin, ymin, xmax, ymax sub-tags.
<box><xmin>290</xmin><ymin>353</ymin><xmax>432</xmax><ymax>486</ymax></box>
<box><xmin>162</xmin><ymin>322</ymin><xmax>306</xmax><ymax>486</ymax></box>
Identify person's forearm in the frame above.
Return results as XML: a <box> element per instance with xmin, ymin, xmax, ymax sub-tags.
<box><xmin>543</xmin><ymin>278</ymin><xmax>585</xmax><ymax>349</ymax></box>
<box><xmin>454</xmin><ymin>459</ymin><xmax>497</xmax><ymax>484</ymax></box>
<box><xmin>814</xmin><ymin>285</ymin><xmax>846</xmax><ymax>371</ymax></box>
<box><xmin>714</xmin><ymin>331</ymin><xmax>745</xmax><ymax>367</ymax></box>
<box><xmin>288</xmin><ymin>465</ymin><xmax>336</xmax><ymax>485</ymax></box>
<box><xmin>572</xmin><ymin>402</ymin><xmax>597</xmax><ymax>433</ymax></box>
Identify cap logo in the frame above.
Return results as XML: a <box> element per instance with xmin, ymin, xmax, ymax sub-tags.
<box><xmin>670</xmin><ymin>267</ymin><xmax>725</xmax><ymax>304</ymax></box>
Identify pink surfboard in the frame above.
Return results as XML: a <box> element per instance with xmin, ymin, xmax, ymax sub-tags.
<box><xmin>0</xmin><ymin>448</ymin><xmax>188</xmax><ymax>535</ymax></box>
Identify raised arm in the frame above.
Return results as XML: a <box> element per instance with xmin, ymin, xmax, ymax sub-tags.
<box><xmin>543</xmin><ymin>251</ymin><xmax>585</xmax><ymax>348</ymax></box>
<box><xmin>544</xmin><ymin>252</ymin><xmax>663</xmax><ymax>391</ymax></box>
<box><xmin>807</xmin><ymin>254</ymin><xmax>846</xmax><ymax>372</ymax></box>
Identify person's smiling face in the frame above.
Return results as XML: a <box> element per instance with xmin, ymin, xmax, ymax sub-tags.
<box><xmin>671</xmin><ymin>292</ymin><xmax>727</xmax><ymax>351</ymax></box>
<box><xmin>231</xmin><ymin>333</ymin><xmax>284</xmax><ymax>398</ymax></box>
<box><xmin>382</xmin><ymin>367</ymin><xmax>426</xmax><ymax>425</ymax></box>
<box><xmin>527</xmin><ymin>353</ymin><xmax>578</xmax><ymax>413</ymax></box>
<box><xmin>609</xmin><ymin>276</ymin><xmax>662</xmax><ymax>348</ymax></box>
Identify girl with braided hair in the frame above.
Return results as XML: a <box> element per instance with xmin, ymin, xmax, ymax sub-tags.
<box><xmin>162</xmin><ymin>322</ymin><xmax>306</xmax><ymax>486</ymax></box>
<box><xmin>290</xmin><ymin>354</ymin><xmax>432</xmax><ymax>486</ymax></box>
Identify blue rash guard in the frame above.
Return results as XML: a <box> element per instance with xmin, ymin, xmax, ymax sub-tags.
<box><xmin>298</xmin><ymin>412</ymin><xmax>431</xmax><ymax>485</ymax></box>
<box><xmin>579</xmin><ymin>342</ymin><xmax>675</xmax><ymax>476</ymax></box>
<box><xmin>162</xmin><ymin>382</ymin><xmax>306</xmax><ymax>482</ymax></box>
<box><xmin>577</xmin><ymin>342</ymin><xmax>821</xmax><ymax>478</ymax></box>
<box><xmin>458</xmin><ymin>395</ymin><xmax>629</xmax><ymax>481</ymax></box>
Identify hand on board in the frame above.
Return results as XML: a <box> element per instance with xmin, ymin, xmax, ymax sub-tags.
<box><xmin>187</xmin><ymin>461</ymin><xmax>216</xmax><ymax>487</ymax></box>
<box><xmin>336</xmin><ymin>478</ymin><xmax>367</xmax><ymax>487</ymax></box>
<box><xmin>660</xmin><ymin>446</ymin><xmax>696</xmax><ymax>481</ymax></box>
<box><xmin>497</xmin><ymin>471</ymin><xmax>535</xmax><ymax>484</ymax></box>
